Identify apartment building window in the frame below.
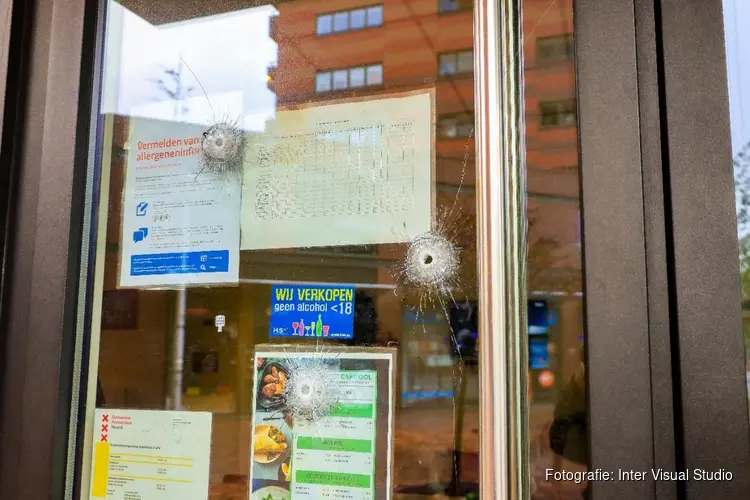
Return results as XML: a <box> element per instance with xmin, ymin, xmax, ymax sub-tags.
<box><xmin>539</xmin><ymin>100</ymin><xmax>577</xmax><ymax>128</ymax></box>
<box><xmin>536</xmin><ymin>34</ymin><xmax>574</xmax><ymax>64</ymax></box>
<box><xmin>438</xmin><ymin>113</ymin><xmax>474</xmax><ymax>138</ymax></box>
<box><xmin>367</xmin><ymin>6</ymin><xmax>383</xmax><ymax>26</ymax></box>
<box><xmin>315</xmin><ymin>72</ymin><xmax>332</xmax><ymax>92</ymax></box>
<box><xmin>439</xmin><ymin>49</ymin><xmax>473</xmax><ymax>76</ymax></box>
<box><xmin>333</xmin><ymin>69</ymin><xmax>348</xmax><ymax>90</ymax></box>
<box><xmin>438</xmin><ymin>0</ymin><xmax>473</xmax><ymax>13</ymax></box>
<box><xmin>366</xmin><ymin>64</ymin><xmax>383</xmax><ymax>85</ymax></box>
<box><xmin>317</xmin><ymin>5</ymin><xmax>384</xmax><ymax>35</ymax></box>
<box><xmin>317</xmin><ymin>16</ymin><xmax>332</xmax><ymax>35</ymax></box>
<box><xmin>350</xmin><ymin>67</ymin><xmax>366</xmax><ymax>87</ymax></box>
<box><xmin>316</xmin><ymin>64</ymin><xmax>383</xmax><ymax>92</ymax></box>
<box><xmin>350</xmin><ymin>9</ymin><xmax>366</xmax><ymax>30</ymax></box>
<box><xmin>333</xmin><ymin>12</ymin><xmax>348</xmax><ymax>32</ymax></box>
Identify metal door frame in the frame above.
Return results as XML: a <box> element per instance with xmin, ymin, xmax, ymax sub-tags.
<box><xmin>0</xmin><ymin>0</ymin><xmax>104</xmax><ymax>498</ymax></box>
<box><xmin>2</xmin><ymin>0</ymin><xmax>747</xmax><ymax>499</ymax></box>
<box><xmin>576</xmin><ymin>1</ymin><xmax>666</xmax><ymax>498</ymax></box>
<box><xmin>656</xmin><ymin>0</ymin><xmax>750</xmax><ymax>497</ymax></box>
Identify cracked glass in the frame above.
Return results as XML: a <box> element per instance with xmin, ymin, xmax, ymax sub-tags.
<box><xmin>71</xmin><ymin>1</ymin><xmax>588</xmax><ymax>500</ymax></box>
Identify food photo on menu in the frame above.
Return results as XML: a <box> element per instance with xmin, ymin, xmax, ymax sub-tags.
<box><xmin>248</xmin><ymin>347</ymin><xmax>395</xmax><ymax>500</ymax></box>
<box><xmin>251</xmin><ymin>359</ymin><xmax>293</xmax><ymax>500</ymax></box>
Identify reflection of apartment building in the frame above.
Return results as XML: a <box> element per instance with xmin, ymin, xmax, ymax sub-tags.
<box><xmin>97</xmin><ymin>0</ymin><xmax>582</xmax><ymax>426</ymax></box>
<box><xmin>521</xmin><ymin>0</ymin><xmax>583</xmax><ymax>396</ymax></box>
<box><xmin>267</xmin><ymin>1</ymin><xmax>481</xmax><ymax>405</ymax></box>
<box><xmin>268</xmin><ymin>0</ymin><xmax>582</xmax><ymax>399</ymax></box>
<box><xmin>80</xmin><ymin>0</ymin><xmax>582</xmax><ymax>492</ymax></box>
<box><xmin>269</xmin><ymin>0</ymin><xmax>474</xmax><ymax>191</ymax></box>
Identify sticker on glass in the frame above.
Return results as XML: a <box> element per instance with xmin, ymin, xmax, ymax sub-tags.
<box><xmin>269</xmin><ymin>285</ymin><xmax>355</xmax><ymax>339</ymax></box>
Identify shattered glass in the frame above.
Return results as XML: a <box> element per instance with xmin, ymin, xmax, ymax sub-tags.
<box><xmin>199</xmin><ymin>118</ymin><xmax>246</xmax><ymax>184</ymax></box>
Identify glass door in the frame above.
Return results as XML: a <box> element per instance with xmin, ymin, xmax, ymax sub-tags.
<box><xmin>76</xmin><ymin>2</ymin><xmax>487</xmax><ymax>499</ymax></box>
<box><xmin>0</xmin><ymin>1</ymin><xmax>654</xmax><ymax>500</ymax></box>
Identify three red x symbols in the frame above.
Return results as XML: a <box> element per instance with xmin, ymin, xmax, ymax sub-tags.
<box><xmin>101</xmin><ymin>414</ymin><xmax>109</xmax><ymax>442</ymax></box>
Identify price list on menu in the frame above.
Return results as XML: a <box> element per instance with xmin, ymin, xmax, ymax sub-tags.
<box><xmin>291</xmin><ymin>371</ymin><xmax>378</xmax><ymax>500</ymax></box>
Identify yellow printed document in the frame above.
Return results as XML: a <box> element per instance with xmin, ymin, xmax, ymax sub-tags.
<box><xmin>89</xmin><ymin>409</ymin><xmax>212</xmax><ymax>500</ymax></box>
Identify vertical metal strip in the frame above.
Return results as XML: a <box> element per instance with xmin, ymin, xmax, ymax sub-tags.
<box><xmin>169</xmin><ymin>288</ymin><xmax>187</xmax><ymax>410</ymax></box>
<box><xmin>502</xmin><ymin>0</ymin><xmax>530</xmax><ymax>495</ymax></box>
<box><xmin>576</xmin><ymin>1</ymin><xmax>657</xmax><ymax>498</ymax></box>
<box><xmin>657</xmin><ymin>0</ymin><xmax>750</xmax><ymax>496</ymax></box>
<box><xmin>474</xmin><ymin>1</ymin><xmax>528</xmax><ymax>499</ymax></box>
<box><xmin>65</xmin><ymin>0</ymin><xmax>108</xmax><ymax>494</ymax></box>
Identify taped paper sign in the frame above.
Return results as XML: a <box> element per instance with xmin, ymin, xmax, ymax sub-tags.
<box><xmin>119</xmin><ymin>117</ymin><xmax>241</xmax><ymax>288</ymax></box>
<box><xmin>89</xmin><ymin>409</ymin><xmax>212</xmax><ymax>500</ymax></box>
<box><xmin>240</xmin><ymin>90</ymin><xmax>434</xmax><ymax>250</ymax></box>
<box><xmin>249</xmin><ymin>346</ymin><xmax>396</xmax><ymax>500</ymax></box>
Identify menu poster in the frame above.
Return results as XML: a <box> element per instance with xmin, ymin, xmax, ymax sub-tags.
<box><xmin>89</xmin><ymin>409</ymin><xmax>212</xmax><ymax>500</ymax></box>
<box><xmin>249</xmin><ymin>345</ymin><xmax>396</xmax><ymax>500</ymax></box>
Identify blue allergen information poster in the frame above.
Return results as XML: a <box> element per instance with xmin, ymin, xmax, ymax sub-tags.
<box><xmin>269</xmin><ymin>285</ymin><xmax>355</xmax><ymax>339</ymax></box>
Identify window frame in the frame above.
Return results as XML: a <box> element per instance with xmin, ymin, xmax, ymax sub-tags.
<box><xmin>315</xmin><ymin>63</ymin><xmax>384</xmax><ymax>93</ymax></box>
<box><xmin>366</xmin><ymin>5</ymin><xmax>384</xmax><ymax>27</ymax></box>
<box><xmin>349</xmin><ymin>66</ymin><xmax>366</xmax><ymax>88</ymax></box>
<box><xmin>438</xmin><ymin>49</ymin><xmax>474</xmax><ymax>77</ymax></box>
<box><xmin>538</xmin><ymin>99</ymin><xmax>577</xmax><ymax>129</ymax></box>
<box><xmin>437</xmin><ymin>112</ymin><xmax>475</xmax><ymax>139</ymax></box>
<box><xmin>332</xmin><ymin>11</ymin><xmax>348</xmax><ymax>33</ymax></box>
<box><xmin>437</xmin><ymin>0</ymin><xmax>473</xmax><ymax>15</ymax></box>
<box><xmin>349</xmin><ymin>8</ymin><xmax>367</xmax><ymax>30</ymax></box>
<box><xmin>316</xmin><ymin>14</ymin><xmax>333</xmax><ymax>35</ymax></box>
<box><xmin>0</xmin><ymin>0</ymin><xmax>106</xmax><ymax>498</ymax></box>
<box><xmin>316</xmin><ymin>4</ymin><xmax>384</xmax><ymax>36</ymax></box>
<box><xmin>315</xmin><ymin>71</ymin><xmax>333</xmax><ymax>92</ymax></box>
<box><xmin>535</xmin><ymin>33</ymin><xmax>575</xmax><ymax>65</ymax></box>
<box><xmin>365</xmin><ymin>63</ymin><xmax>383</xmax><ymax>86</ymax></box>
<box><xmin>656</xmin><ymin>1</ymin><xmax>750</xmax><ymax>496</ymax></box>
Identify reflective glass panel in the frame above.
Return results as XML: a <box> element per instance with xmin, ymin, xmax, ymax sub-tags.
<box><xmin>73</xmin><ymin>2</ymin><xmax>485</xmax><ymax>499</ymax></box>
<box><xmin>332</xmin><ymin>69</ymin><xmax>349</xmax><ymax>90</ymax></box>
<box><xmin>350</xmin><ymin>9</ymin><xmax>366</xmax><ymax>30</ymax></box>
<box><xmin>317</xmin><ymin>14</ymin><xmax>332</xmax><ymax>35</ymax></box>
<box><xmin>438</xmin><ymin>53</ymin><xmax>457</xmax><ymax>76</ymax></box>
<box><xmin>333</xmin><ymin>11</ymin><xmax>349</xmax><ymax>32</ymax></box>
<box><xmin>523</xmin><ymin>1</ymin><xmax>589</xmax><ymax>498</ymax></box>
<box><xmin>315</xmin><ymin>71</ymin><xmax>332</xmax><ymax>92</ymax></box>
<box><xmin>457</xmin><ymin>50</ymin><xmax>473</xmax><ymax>74</ymax></box>
<box><xmin>366</xmin><ymin>64</ymin><xmax>383</xmax><ymax>85</ymax></box>
<box><xmin>438</xmin><ymin>117</ymin><xmax>458</xmax><ymax>139</ymax></box>
<box><xmin>439</xmin><ymin>0</ymin><xmax>460</xmax><ymax>14</ymax></box>
<box><xmin>349</xmin><ymin>67</ymin><xmax>366</xmax><ymax>88</ymax></box>
<box><xmin>367</xmin><ymin>6</ymin><xmax>383</xmax><ymax>27</ymax></box>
